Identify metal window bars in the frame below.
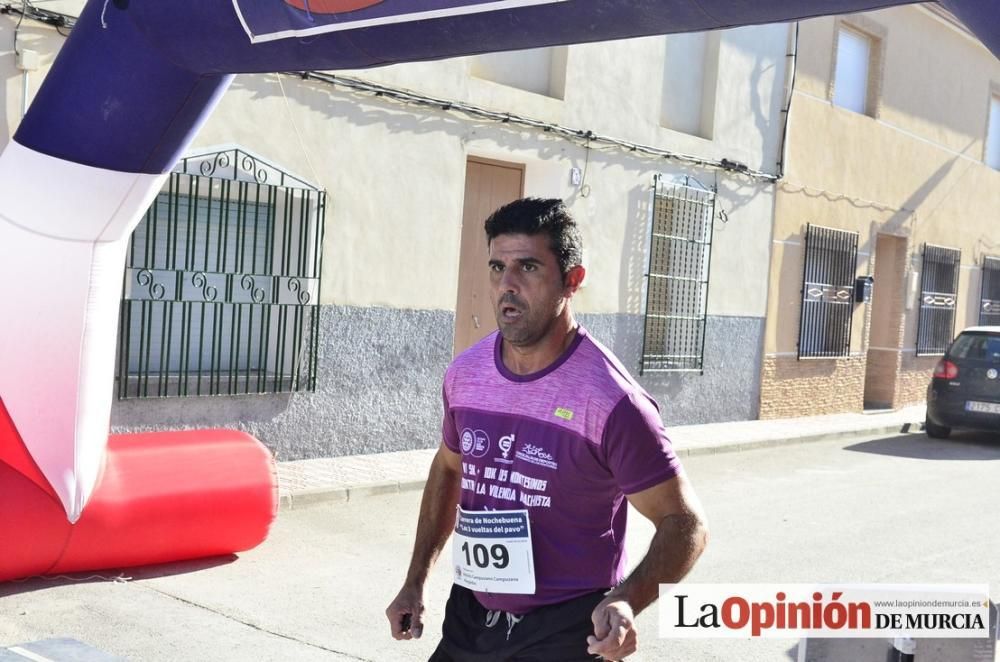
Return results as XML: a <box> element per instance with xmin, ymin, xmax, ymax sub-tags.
<box><xmin>980</xmin><ymin>256</ymin><xmax>1000</xmax><ymax>327</ymax></box>
<box><xmin>797</xmin><ymin>224</ymin><xmax>858</xmax><ymax>359</ymax></box>
<box><xmin>640</xmin><ymin>174</ymin><xmax>716</xmax><ymax>374</ymax></box>
<box><xmin>115</xmin><ymin>148</ymin><xmax>326</xmax><ymax>398</ymax></box>
<box><xmin>916</xmin><ymin>244</ymin><xmax>961</xmax><ymax>356</ymax></box>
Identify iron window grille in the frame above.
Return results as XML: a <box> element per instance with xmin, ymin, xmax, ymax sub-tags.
<box><xmin>916</xmin><ymin>244</ymin><xmax>961</xmax><ymax>356</ymax></box>
<box><xmin>640</xmin><ymin>174</ymin><xmax>716</xmax><ymax>374</ymax></box>
<box><xmin>116</xmin><ymin>148</ymin><xmax>326</xmax><ymax>399</ymax></box>
<box><xmin>797</xmin><ymin>224</ymin><xmax>858</xmax><ymax>359</ymax></box>
<box><xmin>980</xmin><ymin>256</ymin><xmax>1000</xmax><ymax>326</ymax></box>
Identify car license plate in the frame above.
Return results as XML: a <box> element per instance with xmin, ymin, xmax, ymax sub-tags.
<box><xmin>965</xmin><ymin>400</ymin><xmax>1000</xmax><ymax>414</ymax></box>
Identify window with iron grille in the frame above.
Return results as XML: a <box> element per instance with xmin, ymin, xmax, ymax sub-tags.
<box><xmin>798</xmin><ymin>224</ymin><xmax>858</xmax><ymax>358</ymax></box>
<box><xmin>640</xmin><ymin>175</ymin><xmax>715</xmax><ymax>374</ymax></box>
<box><xmin>979</xmin><ymin>256</ymin><xmax>1000</xmax><ymax>326</ymax></box>
<box><xmin>916</xmin><ymin>244</ymin><xmax>960</xmax><ymax>356</ymax></box>
<box><xmin>116</xmin><ymin>148</ymin><xmax>326</xmax><ymax>398</ymax></box>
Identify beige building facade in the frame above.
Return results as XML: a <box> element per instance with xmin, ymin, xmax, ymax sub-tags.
<box><xmin>1</xmin><ymin>4</ymin><xmax>792</xmax><ymax>458</ymax></box>
<box><xmin>761</xmin><ymin>5</ymin><xmax>1000</xmax><ymax>418</ymax></box>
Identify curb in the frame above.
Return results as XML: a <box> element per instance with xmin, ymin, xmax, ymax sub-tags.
<box><xmin>673</xmin><ymin>421</ymin><xmax>923</xmax><ymax>457</ymax></box>
<box><xmin>278</xmin><ymin>421</ymin><xmax>924</xmax><ymax>511</ymax></box>
<box><xmin>280</xmin><ymin>478</ymin><xmax>428</xmax><ymax>510</ymax></box>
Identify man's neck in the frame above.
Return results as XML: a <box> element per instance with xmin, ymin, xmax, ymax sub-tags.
<box><xmin>501</xmin><ymin>314</ymin><xmax>579</xmax><ymax>376</ymax></box>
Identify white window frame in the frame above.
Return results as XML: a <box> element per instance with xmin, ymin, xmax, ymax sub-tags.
<box><xmin>986</xmin><ymin>93</ymin><xmax>1000</xmax><ymax>170</ymax></box>
<box><xmin>832</xmin><ymin>26</ymin><xmax>872</xmax><ymax>115</ymax></box>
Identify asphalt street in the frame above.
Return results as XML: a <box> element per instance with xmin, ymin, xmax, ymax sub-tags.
<box><xmin>1</xmin><ymin>429</ymin><xmax>998</xmax><ymax>662</ymax></box>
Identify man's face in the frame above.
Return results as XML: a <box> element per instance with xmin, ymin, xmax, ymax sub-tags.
<box><xmin>488</xmin><ymin>233</ymin><xmax>572</xmax><ymax>347</ymax></box>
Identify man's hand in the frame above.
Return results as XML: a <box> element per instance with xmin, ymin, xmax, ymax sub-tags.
<box><xmin>387</xmin><ymin>443</ymin><xmax>461</xmax><ymax>643</ymax></box>
<box><xmin>386</xmin><ymin>584</ymin><xmax>425</xmax><ymax>640</ymax></box>
<box><xmin>586</xmin><ymin>596</ymin><xmax>638</xmax><ymax>660</ymax></box>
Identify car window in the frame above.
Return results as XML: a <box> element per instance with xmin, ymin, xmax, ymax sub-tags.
<box><xmin>949</xmin><ymin>333</ymin><xmax>1000</xmax><ymax>362</ymax></box>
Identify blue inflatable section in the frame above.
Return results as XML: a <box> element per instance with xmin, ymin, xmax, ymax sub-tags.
<box><xmin>14</xmin><ymin>0</ymin><xmax>230</xmax><ymax>173</ymax></box>
<box><xmin>13</xmin><ymin>0</ymin><xmax>999</xmax><ymax>174</ymax></box>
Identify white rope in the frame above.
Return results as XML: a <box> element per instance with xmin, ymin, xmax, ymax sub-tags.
<box><xmin>277</xmin><ymin>74</ymin><xmax>323</xmax><ymax>187</ymax></box>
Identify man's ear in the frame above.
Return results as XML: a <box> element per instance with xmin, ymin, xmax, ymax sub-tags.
<box><xmin>563</xmin><ymin>264</ymin><xmax>586</xmax><ymax>295</ymax></box>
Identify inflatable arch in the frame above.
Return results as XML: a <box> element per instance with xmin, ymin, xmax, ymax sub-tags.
<box><xmin>0</xmin><ymin>0</ymin><xmax>996</xmax><ymax>580</ymax></box>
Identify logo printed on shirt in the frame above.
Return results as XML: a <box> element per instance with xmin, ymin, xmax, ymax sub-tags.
<box><xmin>499</xmin><ymin>434</ymin><xmax>514</xmax><ymax>459</ymax></box>
<box><xmin>553</xmin><ymin>407</ymin><xmax>574</xmax><ymax>421</ymax></box>
<box><xmin>461</xmin><ymin>428</ymin><xmax>491</xmax><ymax>457</ymax></box>
<box><xmin>494</xmin><ymin>433</ymin><xmax>515</xmax><ymax>465</ymax></box>
<box><xmin>515</xmin><ymin>443</ymin><xmax>558</xmax><ymax>470</ymax></box>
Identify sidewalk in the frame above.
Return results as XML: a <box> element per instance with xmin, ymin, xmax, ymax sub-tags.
<box><xmin>276</xmin><ymin>403</ymin><xmax>926</xmax><ymax>509</ymax></box>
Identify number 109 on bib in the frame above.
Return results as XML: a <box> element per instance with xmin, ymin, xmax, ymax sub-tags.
<box><xmin>452</xmin><ymin>507</ymin><xmax>535</xmax><ymax>594</ymax></box>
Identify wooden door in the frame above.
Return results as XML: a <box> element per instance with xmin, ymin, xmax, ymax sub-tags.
<box><xmin>454</xmin><ymin>157</ymin><xmax>524</xmax><ymax>356</ymax></box>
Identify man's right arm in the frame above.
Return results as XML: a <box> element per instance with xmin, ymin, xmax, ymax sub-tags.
<box><xmin>385</xmin><ymin>442</ymin><xmax>462</xmax><ymax>640</ymax></box>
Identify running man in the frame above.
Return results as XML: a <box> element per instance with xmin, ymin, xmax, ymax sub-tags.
<box><xmin>386</xmin><ymin>197</ymin><xmax>708</xmax><ymax>660</ymax></box>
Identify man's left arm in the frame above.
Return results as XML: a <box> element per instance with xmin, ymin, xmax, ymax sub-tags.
<box><xmin>586</xmin><ymin>472</ymin><xmax>709</xmax><ymax>659</ymax></box>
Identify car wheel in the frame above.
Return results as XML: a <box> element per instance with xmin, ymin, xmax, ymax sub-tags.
<box><xmin>924</xmin><ymin>418</ymin><xmax>951</xmax><ymax>439</ymax></box>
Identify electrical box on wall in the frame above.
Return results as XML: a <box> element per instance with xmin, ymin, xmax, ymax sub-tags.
<box><xmin>854</xmin><ymin>275</ymin><xmax>874</xmax><ymax>303</ymax></box>
<box><xmin>16</xmin><ymin>49</ymin><xmax>39</xmax><ymax>71</ymax></box>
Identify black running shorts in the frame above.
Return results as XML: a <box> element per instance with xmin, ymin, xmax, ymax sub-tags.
<box><xmin>428</xmin><ymin>584</ymin><xmax>609</xmax><ymax>662</ymax></box>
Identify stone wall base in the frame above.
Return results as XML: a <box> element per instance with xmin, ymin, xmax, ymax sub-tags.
<box><xmin>760</xmin><ymin>355</ymin><xmax>866</xmax><ymax>419</ymax></box>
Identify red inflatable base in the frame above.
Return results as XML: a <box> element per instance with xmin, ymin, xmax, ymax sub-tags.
<box><xmin>0</xmin><ymin>403</ymin><xmax>278</xmax><ymax>583</ymax></box>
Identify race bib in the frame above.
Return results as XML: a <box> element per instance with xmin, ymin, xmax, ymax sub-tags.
<box><xmin>452</xmin><ymin>508</ymin><xmax>535</xmax><ymax>594</ymax></box>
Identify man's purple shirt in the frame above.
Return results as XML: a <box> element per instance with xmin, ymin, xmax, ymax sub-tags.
<box><xmin>442</xmin><ymin>327</ymin><xmax>682</xmax><ymax>614</ymax></box>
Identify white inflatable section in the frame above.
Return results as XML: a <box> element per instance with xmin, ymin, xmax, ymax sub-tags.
<box><xmin>0</xmin><ymin>140</ymin><xmax>167</xmax><ymax>522</ymax></box>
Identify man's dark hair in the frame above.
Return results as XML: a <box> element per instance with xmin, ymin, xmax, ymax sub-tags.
<box><xmin>484</xmin><ymin>197</ymin><xmax>583</xmax><ymax>279</ymax></box>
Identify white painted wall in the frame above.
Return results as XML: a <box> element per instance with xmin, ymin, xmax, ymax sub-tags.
<box><xmin>0</xmin><ymin>13</ymin><xmax>790</xmax><ymax>320</ymax></box>
<box><xmin>204</xmin><ymin>24</ymin><xmax>788</xmax><ymax>317</ymax></box>
<box><xmin>661</xmin><ymin>31</ymin><xmax>713</xmax><ymax>137</ymax></box>
<box><xmin>471</xmin><ymin>47</ymin><xmax>567</xmax><ymax>99</ymax></box>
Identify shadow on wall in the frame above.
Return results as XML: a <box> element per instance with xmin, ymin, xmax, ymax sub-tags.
<box><xmin>748</xmin><ymin>46</ymin><xmax>780</xmax><ymax>172</ymax></box>
<box><xmin>769</xmin><ymin>144</ymin><xmax>970</xmax><ymax>369</ymax></box>
<box><xmin>610</xmin><ymin>175</ymin><xmax>698</xmax><ymax>386</ymax></box>
<box><xmin>723</xmin><ymin>23</ymin><xmax>789</xmax><ymax>172</ymax></box>
<box><xmin>616</xmin><ymin>169</ymin><xmax>764</xmax><ymax>321</ymax></box>
<box><xmin>605</xmin><ymin>175</ymin><xmax>767</xmax><ymax>423</ymax></box>
<box><xmin>230</xmin><ymin>73</ymin><xmax>575</xmax><ymax>164</ymax></box>
<box><xmin>896</xmin><ymin>143</ymin><xmax>968</xmax><ymax>230</ymax></box>
<box><xmin>618</xmin><ymin>183</ymin><xmax>650</xmax><ymax>317</ymax></box>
